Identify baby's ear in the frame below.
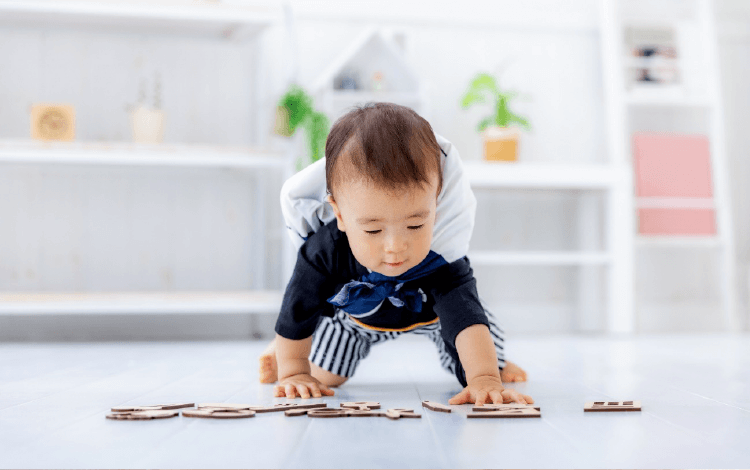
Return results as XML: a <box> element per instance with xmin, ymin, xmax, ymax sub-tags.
<box><xmin>326</xmin><ymin>195</ymin><xmax>346</xmax><ymax>232</ymax></box>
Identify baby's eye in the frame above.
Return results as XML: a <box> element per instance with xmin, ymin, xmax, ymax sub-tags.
<box><xmin>408</xmin><ymin>224</ymin><xmax>425</xmax><ymax>231</ymax></box>
<box><xmin>365</xmin><ymin>230</ymin><xmax>382</xmax><ymax>235</ymax></box>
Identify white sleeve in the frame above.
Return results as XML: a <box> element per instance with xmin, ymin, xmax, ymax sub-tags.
<box><xmin>280</xmin><ymin>158</ymin><xmax>335</xmax><ymax>250</ymax></box>
<box><xmin>432</xmin><ymin>133</ymin><xmax>477</xmax><ymax>263</ymax></box>
<box><xmin>279</xmin><ymin>133</ymin><xmax>476</xmax><ymax>261</ymax></box>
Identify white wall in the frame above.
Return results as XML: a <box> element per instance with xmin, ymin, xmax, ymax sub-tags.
<box><xmin>0</xmin><ymin>0</ymin><xmax>748</xmax><ymax>337</ymax></box>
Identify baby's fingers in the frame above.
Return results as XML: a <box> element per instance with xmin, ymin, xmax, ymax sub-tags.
<box><xmin>489</xmin><ymin>390</ymin><xmax>504</xmax><ymax>404</ymax></box>
<box><xmin>285</xmin><ymin>383</ymin><xmax>298</xmax><ymax>399</ymax></box>
<box><xmin>474</xmin><ymin>390</ymin><xmax>490</xmax><ymax>406</ymax></box>
<box><xmin>296</xmin><ymin>384</ymin><xmax>311</xmax><ymax>399</ymax></box>
<box><xmin>448</xmin><ymin>388</ymin><xmax>471</xmax><ymax>405</ymax></box>
<box><xmin>315</xmin><ymin>383</ymin><xmax>335</xmax><ymax>397</ymax></box>
<box><xmin>501</xmin><ymin>389</ymin><xmax>527</xmax><ymax>404</ymax></box>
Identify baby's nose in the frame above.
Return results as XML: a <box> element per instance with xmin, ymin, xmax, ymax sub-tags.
<box><xmin>384</xmin><ymin>234</ymin><xmax>407</xmax><ymax>253</ymax></box>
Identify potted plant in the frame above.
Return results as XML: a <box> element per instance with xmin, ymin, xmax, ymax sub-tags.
<box><xmin>275</xmin><ymin>85</ymin><xmax>330</xmax><ymax>168</ymax></box>
<box><xmin>460</xmin><ymin>73</ymin><xmax>531</xmax><ymax>162</ymax></box>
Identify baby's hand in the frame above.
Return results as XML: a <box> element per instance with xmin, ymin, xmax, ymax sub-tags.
<box><xmin>448</xmin><ymin>374</ymin><xmax>534</xmax><ymax>406</ymax></box>
<box><xmin>274</xmin><ymin>373</ymin><xmax>335</xmax><ymax>399</ymax></box>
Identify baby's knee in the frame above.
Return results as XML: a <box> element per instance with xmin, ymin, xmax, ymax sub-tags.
<box><xmin>310</xmin><ymin>363</ymin><xmax>349</xmax><ymax>387</ymax></box>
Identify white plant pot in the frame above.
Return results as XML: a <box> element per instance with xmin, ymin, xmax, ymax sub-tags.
<box><xmin>131</xmin><ymin>106</ymin><xmax>165</xmax><ymax>144</ymax></box>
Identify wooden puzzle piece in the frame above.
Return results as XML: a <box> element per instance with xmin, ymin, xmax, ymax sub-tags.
<box><xmin>106</xmin><ymin>410</ymin><xmax>178</xmax><ymax>420</ymax></box>
<box><xmin>183</xmin><ymin>409</ymin><xmax>256</xmax><ymax>419</ymax></box>
<box><xmin>307</xmin><ymin>408</ymin><xmax>352</xmax><ymax>418</ymax></box>
<box><xmin>422</xmin><ymin>401</ymin><xmax>452</xmax><ymax>413</ymax></box>
<box><xmin>467</xmin><ymin>407</ymin><xmax>541</xmax><ymax>419</ymax></box>
<box><xmin>584</xmin><ymin>400</ymin><xmax>641</xmax><ymax>412</ymax></box>
<box><xmin>385</xmin><ymin>408</ymin><xmax>421</xmax><ymax>420</ymax></box>
<box><xmin>111</xmin><ymin>402</ymin><xmax>194</xmax><ymax>412</ymax></box>
<box><xmin>340</xmin><ymin>401</ymin><xmax>381</xmax><ymax>411</ymax></box>
<box><xmin>196</xmin><ymin>403</ymin><xmax>253</xmax><ymax>411</ymax></box>
<box><xmin>472</xmin><ymin>403</ymin><xmax>541</xmax><ymax>412</ymax></box>
<box><xmin>251</xmin><ymin>403</ymin><xmax>328</xmax><ymax>413</ymax></box>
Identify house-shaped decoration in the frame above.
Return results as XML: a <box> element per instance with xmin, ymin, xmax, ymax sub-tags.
<box><xmin>312</xmin><ymin>27</ymin><xmax>427</xmax><ymax>123</ymax></box>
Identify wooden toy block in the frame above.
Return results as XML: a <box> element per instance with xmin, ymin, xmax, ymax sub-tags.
<box><xmin>385</xmin><ymin>408</ymin><xmax>421</xmax><ymax>420</ymax></box>
<box><xmin>422</xmin><ymin>401</ymin><xmax>452</xmax><ymax>413</ymax></box>
<box><xmin>106</xmin><ymin>410</ymin><xmax>178</xmax><ymax>420</ymax></box>
<box><xmin>467</xmin><ymin>407</ymin><xmax>541</xmax><ymax>419</ymax></box>
<box><xmin>472</xmin><ymin>403</ymin><xmax>541</xmax><ymax>412</ymax></box>
<box><xmin>584</xmin><ymin>401</ymin><xmax>641</xmax><ymax>412</ymax></box>
<box><xmin>340</xmin><ymin>401</ymin><xmax>381</xmax><ymax>411</ymax></box>
<box><xmin>251</xmin><ymin>403</ymin><xmax>328</xmax><ymax>413</ymax></box>
<box><xmin>182</xmin><ymin>409</ymin><xmax>256</xmax><ymax>419</ymax></box>
<box><xmin>111</xmin><ymin>402</ymin><xmax>194</xmax><ymax>412</ymax></box>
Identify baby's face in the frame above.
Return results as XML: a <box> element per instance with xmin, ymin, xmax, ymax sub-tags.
<box><xmin>328</xmin><ymin>175</ymin><xmax>438</xmax><ymax>277</ymax></box>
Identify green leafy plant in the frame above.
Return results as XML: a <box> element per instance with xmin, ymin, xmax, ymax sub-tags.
<box><xmin>460</xmin><ymin>73</ymin><xmax>531</xmax><ymax>132</ymax></box>
<box><xmin>277</xmin><ymin>85</ymin><xmax>330</xmax><ymax>167</ymax></box>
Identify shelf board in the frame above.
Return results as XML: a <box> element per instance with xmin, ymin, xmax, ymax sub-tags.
<box><xmin>0</xmin><ymin>290</ymin><xmax>283</xmax><ymax>315</ymax></box>
<box><xmin>625</xmin><ymin>94</ymin><xmax>712</xmax><ymax>108</ymax></box>
<box><xmin>469</xmin><ymin>250</ymin><xmax>611</xmax><ymax>266</ymax></box>
<box><xmin>328</xmin><ymin>90</ymin><xmax>422</xmax><ymax>102</ymax></box>
<box><xmin>463</xmin><ymin>161</ymin><xmax>626</xmax><ymax>189</ymax></box>
<box><xmin>0</xmin><ymin>140</ymin><xmax>286</xmax><ymax>169</ymax></box>
<box><xmin>635</xmin><ymin>235</ymin><xmax>724</xmax><ymax>247</ymax></box>
<box><xmin>636</xmin><ymin>197</ymin><xmax>715</xmax><ymax>209</ymax></box>
<box><xmin>0</xmin><ymin>1</ymin><xmax>277</xmax><ymax>40</ymax></box>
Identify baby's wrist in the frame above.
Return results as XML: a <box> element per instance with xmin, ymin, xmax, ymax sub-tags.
<box><xmin>277</xmin><ymin>358</ymin><xmax>311</xmax><ymax>381</ymax></box>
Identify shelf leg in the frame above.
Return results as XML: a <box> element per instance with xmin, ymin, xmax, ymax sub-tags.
<box><xmin>606</xmin><ymin>174</ymin><xmax>635</xmax><ymax>334</ymax></box>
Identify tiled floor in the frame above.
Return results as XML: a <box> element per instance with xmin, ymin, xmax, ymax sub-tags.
<box><xmin>1</xmin><ymin>333</ymin><xmax>749</xmax><ymax>468</ymax></box>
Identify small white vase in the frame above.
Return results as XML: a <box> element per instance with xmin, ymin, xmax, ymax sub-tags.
<box><xmin>130</xmin><ymin>105</ymin><xmax>165</xmax><ymax>144</ymax></box>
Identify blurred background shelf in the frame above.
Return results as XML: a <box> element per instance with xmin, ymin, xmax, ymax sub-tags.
<box><xmin>468</xmin><ymin>250</ymin><xmax>611</xmax><ymax>266</ymax></box>
<box><xmin>0</xmin><ymin>290</ymin><xmax>283</xmax><ymax>315</ymax></box>
<box><xmin>463</xmin><ymin>161</ymin><xmax>626</xmax><ymax>189</ymax></box>
<box><xmin>0</xmin><ymin>0</ymin><xmax>277</xmax><ymax>40</ymax></box>
<box><xmin>0</xmin><ymin>140</ymin><xmax>286</xmax><ymax>169</ymax></box>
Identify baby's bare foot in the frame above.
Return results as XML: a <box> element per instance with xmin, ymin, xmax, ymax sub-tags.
<box><xmin>259</xmin><ymin>338</ymin><xmax>278</xmax><ymax>383</ymax></box>
<box><xmin>501</xmin><ymin>361</ymin><xmax>528</xmax><ymax>382</ymax></box>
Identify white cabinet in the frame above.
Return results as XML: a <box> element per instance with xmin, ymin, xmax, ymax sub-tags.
<box><xmin>465</xmin><ymin>160</ymin><xmax>634</xmax><ymax>333</ymax></box>
<box><xmin>0</xmin><ymin>1</ymin><xmax>287</xmax><ymax>316</ymax></box>
<box><xmin>599</xmin><ymin>0</ymin><xmax>737</xmax><ymax>331</ymax></box>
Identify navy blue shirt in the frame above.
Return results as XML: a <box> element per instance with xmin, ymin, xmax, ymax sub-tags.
<box><xmin>275</xmin><ymin>220</ymin><xmax>490</xmax><ymax>348</ymax></box>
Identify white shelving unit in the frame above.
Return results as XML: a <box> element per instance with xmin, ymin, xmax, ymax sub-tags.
<box><xmin>465</xmin><ymin>160</ymin><xmax>634</xmax><ymax>333</ymax></box>
<box><xmin>600</xmin><ymin>0</ymin><xmax>738</xmax><ymax>331</ymax></box>
<box><xmin>0</xmin><ymin>1</ymin><xmax>287</xmax><ymax>317</ymax></box>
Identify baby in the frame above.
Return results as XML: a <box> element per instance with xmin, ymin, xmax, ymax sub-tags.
<box><xmin>260</xmin><ymin>103</ymin><xmax>532</xmax><ymax>406</ymax></box>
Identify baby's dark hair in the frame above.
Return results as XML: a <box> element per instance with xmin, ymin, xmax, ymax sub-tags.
<box><xmin>325</xmin><ymin>102</ymin><xmax>442</xmax><ymax>198</ymax></box>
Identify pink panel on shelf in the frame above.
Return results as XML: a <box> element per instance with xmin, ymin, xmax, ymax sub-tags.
<box><xmin>638</xmin><ymin>208</ymin><xmax>716</xmax><ymax>235</ymax></box>
<box><xmin>633</xmin><ymin>133</ymin><xmax>713</xmax><ymax>197</ymax></box>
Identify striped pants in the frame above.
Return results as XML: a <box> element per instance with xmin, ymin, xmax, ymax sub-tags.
<box><xmin>309</xmin><ymin>303</ymin><xmax>506</xmax><ymax>387</ymax></box>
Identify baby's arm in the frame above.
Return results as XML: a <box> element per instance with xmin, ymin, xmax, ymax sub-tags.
<box><xmin>274</xmin><ymin>334</ymin><xmax>334</xmax><ymax>399</ymax></box>
<box><xmin>449</xmin><ymin>324</ymin><xmax>533</xmax><ymax>406</ymax></box>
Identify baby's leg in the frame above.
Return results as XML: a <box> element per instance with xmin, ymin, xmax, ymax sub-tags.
<box><xmin>310</xmin><ymin>363</ymin><xmax>348</xmax><ymax>387</ymax></box>
<box><xmin>260</xmin><ymin>311</ymin><xmax>369</xmax><ymax>386</ymax></box>
<box><xmin>501</xmin><ymin>361</ymin><xmax>528</xmax><ymax>383</ymax></box>
<box><xmin>258</xmin><ymin>337</ymin><xmax>348</xmax><ymax>386</ymax></box>
<box><xmin>258</xmin><ymin>338</ymin><xmax>278</xmax><ymax>383</ymax></box>
<box><xmin>483</xmin><ymin>306</ymin><xmax>528</xmax><ymax>382</ymax></box>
